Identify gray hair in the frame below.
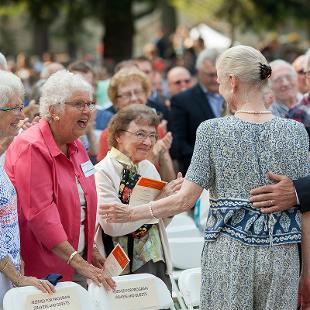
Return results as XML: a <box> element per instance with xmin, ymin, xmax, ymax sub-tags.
<box><xmin>40</xmin><ymin>62</ymin><xmax>65</xmax><ymax>79</ymax></box>
<box><xmin>196</xmin><ymin>48</ymin><xmax>219</xmax><ymax>70</ymax></box>
<box><xmin>304</xmin><ymin>49</ymin><xmax>310</xmax><ymax>71</ymax></box>
<box><xmin>39</xmin><ymin>70</ymin><xmax>93</xmax><ymax>119</ymax></box>
<box><xmin>0</xmin><ymin>52</ymin><xmax>8</xmax><ymax>71</ymax></box>
<box><xmin>216</xmin><ymin>45</ymin><xmax>269</xmax><ymax>88</ymax></box>
<box><xmin>269</xmin><ymin>59</ymin><xmax>296</xmax><ymax>77</ymax></box>
<box><xmin>0</xmin><ymin>71</ymin><xmax>24</xmax><ymax>107</ymax></box>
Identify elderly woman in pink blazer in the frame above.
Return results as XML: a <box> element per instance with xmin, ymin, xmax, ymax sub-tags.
<box><xmin>5</xmin><ymin>70</ymin><xmax>114</xmax><ymax>290</ymax></box>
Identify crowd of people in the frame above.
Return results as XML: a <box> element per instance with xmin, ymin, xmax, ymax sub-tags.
<box><xmin>0</xmin><ymin>40</ymin><xmax>310</xmax><ymax>310</ymax></box>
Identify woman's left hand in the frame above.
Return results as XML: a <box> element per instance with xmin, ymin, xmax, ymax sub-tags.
<box><xmin>92</xmin><ymin>247</ymin><xmax>106</xmax><ymax>269</ymax></box>
<box><xmin>156</xmin><ymin>172</ymin><xmax>183</xmax><ymax>200</ymax></box>
<box><xmin>99</xmin><ymin>203</ymin><xmax>132</xmax><ymax>223</ymax></box>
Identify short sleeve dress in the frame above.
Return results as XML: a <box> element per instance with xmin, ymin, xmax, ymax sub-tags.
<box><xmin>0</xmin><ymin>163</ymin><xmax>20</xmax><ymax>307</ymax></box>
<box><xmin>186</xmin><ymin>116</ymin><xmax>310</xmax><ymax>310</ymax></box>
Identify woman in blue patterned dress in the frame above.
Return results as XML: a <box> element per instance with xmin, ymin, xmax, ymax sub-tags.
<box><xmin>0</xmin><ymin>71</ymin><xmax>54</xmax><ymax>307</ymax></box>
<box><xmin>100</xmin><ymin>46</ymin><xmax>310</xmax><ymax>309</ymax></box>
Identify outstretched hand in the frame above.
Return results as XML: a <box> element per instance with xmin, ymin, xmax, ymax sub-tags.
<box><xmin>99</xmin><ymin>203</ymin><xmax>132</xmax><ymax>223</ymax></box>
<box><xmin>249</xmin><ymin>172</ymin><xmax>297</xmax><ymax>213</ymax></box>
<box><xmin>156</xmin><ymin>172</ymin><xmax>183</xmax><ymax>199</ymax></box>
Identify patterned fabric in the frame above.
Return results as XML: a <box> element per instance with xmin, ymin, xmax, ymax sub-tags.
<box><xmin>0</xmin><ymin>164</ymin><xmax>20</xmax><ymax>269</ymax></box>
<box><xmin>118</xmin><ymin>168</ymin><xmax>152</xmax><ymax>239</ymax></box>
<box><xmin>287</xmin><ymin>93</ymin><xmax>310</xmax><ymax>143</ymax></box>
<box><xmin>110</xmin><ymin>148</ymin><xmax>165</xmax><ymax>274</ymax></box>
<box><xmin>117</xmin><ymin>225</ymin><xmax>165</xmax><ymax>274</ymax></box>
<box><xmin>186</xmin><ymin>116</ymin><xmax>310</xmax><ymax>309</ymax></box>
<box><xmin>206</xmin><ymin>198</ymin><xmax>301</xmax><ymax>246</ymax></box>
<box><xmin>200</xmin><ymin>234</ymin><xmax>299</xmax><ymax>310</ymax></box>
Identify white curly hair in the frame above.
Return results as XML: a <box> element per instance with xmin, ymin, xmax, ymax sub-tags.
<box><xmin>39</xmin><ymin>70</ymin><xmax>93</xmax><ymax>119</ymax></box>
<box><xmin>0</xmin><ymin>71</ymin><xmax>24</xmax><ymax>107</ymax></box>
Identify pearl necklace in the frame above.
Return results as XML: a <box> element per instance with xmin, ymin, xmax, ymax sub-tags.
<box><xmin>235</xmin><ymin>110</ymin><xmax>272</xmax><ymax>115</ymax></box>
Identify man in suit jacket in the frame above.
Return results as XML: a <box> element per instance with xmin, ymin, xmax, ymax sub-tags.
<box><xmin>170</xmin><ymin>49</ymin><xmax>224</xmax><ymax>174</ymax></box>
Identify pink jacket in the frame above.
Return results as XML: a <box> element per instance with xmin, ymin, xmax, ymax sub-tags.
<box><xmin>5</xmin><ymin>120</ymin><xmax>97</xmax><ymax>280</ymax></box>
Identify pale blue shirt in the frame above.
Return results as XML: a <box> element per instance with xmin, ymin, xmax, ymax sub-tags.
<box><xmin>200</xmin><ymin>84</ymin><xmax>224</xmax><ymax>117</ymax></box>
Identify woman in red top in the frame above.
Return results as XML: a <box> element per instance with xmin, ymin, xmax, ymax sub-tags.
<box><xmin>5</xmin><ymin>70</ymin><xmax>115</xmax><ymax>290</ymax></box>
<box><xmin>97</xmin><ymin>67</ymin><xmax>175</xmax><ymax>182</ymax></box>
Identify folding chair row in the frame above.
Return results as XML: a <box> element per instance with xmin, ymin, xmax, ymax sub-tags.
<box><xmin>3</xmin><ymin>274</ymin><xmax>175</xmax><ymax>310</ymax></box>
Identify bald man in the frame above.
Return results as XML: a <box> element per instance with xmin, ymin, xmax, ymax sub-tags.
<box><xmin>167</xmin><ymin>66</ymin><xmax>192</xmax><ymax>97</ymax></box>
<box><xmin>292</xmin><ymin>55</ymin><xmax>309</xmax><ymax>95</ymax></box>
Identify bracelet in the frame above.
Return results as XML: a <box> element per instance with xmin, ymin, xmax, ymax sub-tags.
<box><xmin>13</xmin><ymin>273</ymin><xmax>23</xmax><ymax>287</ymax></box>
<box><xmin>149</xmin><ymin>201</ymin><xmax>158</xmax><ymax>220</ymax></box>
<box><xmin>0</xmin><ymin>257</ymin><xmax>9</xmax><ymax>272</ymax></box>
<box><xmin>67</xmin><ymin>251</ymin><xmax>78</xmax><ymax>265</ymax></box>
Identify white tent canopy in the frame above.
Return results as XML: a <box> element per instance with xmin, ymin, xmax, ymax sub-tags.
<box><xmin>190</xmin><ymin>23</ymin><xmax>231</xmax><ymax>49</ymax></box>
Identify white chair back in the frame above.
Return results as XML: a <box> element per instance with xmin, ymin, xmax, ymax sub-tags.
<box><xmin>168</xmin><ymin>214</ymin><xmax>195</xmax><ymax>228</ymax></box>
<box><xmin>166</xmin><ymin>224</ymin><xmax>201</xmax><ymax>239</ymax></box>
<box><xmin>3</xmin><ymin>281</ymin><xmax>94</xmax><ymax>310</ymax></box>
<box><xmin>169</xmin><ymin>237</ymin><xmax>204</xmax><ymax>269</ymax></box>
<box><xmin>178</xmin><ymin>268</ymin><xmax>201</xmax><ymax>309</ymax></box>
<box><xmin>88</xmin><ymin>273</ymin><xmax>175</xmax><ymax>310</ymax></box>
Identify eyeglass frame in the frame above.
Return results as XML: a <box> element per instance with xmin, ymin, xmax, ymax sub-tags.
<box><xmin>120</xmin><ymin>129</ymin><xmax>158</xmax><ymax>142</ymax></box>
<box><xmin>116</xmin><ymin>89</ymin><xmax>146</xmax><ymax>100</ymax></box>
<box><xmin>173</xmin><ymin>79</ymin><xmax>191</xmax><ymax>85</ymax></box>
<box><xmin>0</xmin><ymin>105</ymin><xmax>24</xmax><ymax>112</ymax></box>
<box><xmin>64</xmin><ymin>100</ymin><xmax>96</xmax><ymax>111</ymax></box>
<box><xmin>272</xmin><ymin>74</ymin><xmax>297</xmax><ymax>85</ymax></box>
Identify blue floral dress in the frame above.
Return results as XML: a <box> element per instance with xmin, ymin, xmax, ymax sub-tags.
<box><xmin>0</xmin><ymin>163</ymin><xmax>20</xmax><ymax>305</ymax></box>
<box><xmin>186</xmin><ymin>116</ymin><xmax>310</xmax><ymax>310</ymax></box>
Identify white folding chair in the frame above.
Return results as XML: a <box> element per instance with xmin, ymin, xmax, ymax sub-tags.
<box><xmin>3</xmin><ymin>281</ymin><xmax>94</xmax><ymax>310</ymax></box>
<box><xmin>169</xmin><ymin>237</ymin><xmax>204</xmax><ymax>270</ymax></box>
<box><xmin>88</xmin><ymin>273</ymin><xmax>176</xmax><ymax>310</ymax></box>
<box><xmin>168</xmin><ymin>237</ymin><xmax>203</xmax><ymax>309</ymax></box>
<box><xmin>166</xmin><ymin>225</ymin><xmax>201</xmax><ymax>239</ymax></box>
<box><xmin>178</xmin><ymin>268</ymin><xmax>201</xmax><ymax>309</ymax></box>
<box><xmin>168</xmin><ymin>214</ymin><xmax>195</xmax><ymax>228</ymax></box>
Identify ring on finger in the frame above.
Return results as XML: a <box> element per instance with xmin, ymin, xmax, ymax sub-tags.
<box><xmin>269</xmin><ymin>200</ymin><xmax>275</xmax><ymax>206</ymax></box>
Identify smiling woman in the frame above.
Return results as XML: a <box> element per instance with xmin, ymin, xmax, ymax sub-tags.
<box><xmin>95</xmin><ymin>104</ymin><xmax>183</xmax><ymax>293</ymax></box>
<box><xmin>0</xmin><ymin>71</ymin><xmax>55</xmax><ymax>308</ymax></box>
<box><xmin>4</xmin><ymin>70</ymin><xmax>115</xmax><ymax>291</ymax></box>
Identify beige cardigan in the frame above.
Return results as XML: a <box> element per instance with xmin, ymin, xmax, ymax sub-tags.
<box><xmin>94</xmin><ymin>152</ymin><xmax>172</xmax><ymax>274</ymax></box>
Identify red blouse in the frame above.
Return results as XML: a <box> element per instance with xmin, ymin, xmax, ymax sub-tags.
<box><xmin>5</xmin><ymin>120</ymin><xmax>97</xmax><ymax>280</ymax></box>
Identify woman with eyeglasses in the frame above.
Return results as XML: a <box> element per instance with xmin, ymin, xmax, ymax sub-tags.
<box><xmin>97</xmin><ymin>67</ymin><xmax>176</xmax><ymax>182</ymax></box>
<box><xmin>0</xmin><ymin>71</ymin><xmax>55</xmax><ymax>308</ymax></box>
<box><xmin>4</xmin><ymin>70</ymin><xmax>115</xmax><ymax>291</ymax></box>
<box><xmin>95</xmin><ymin>104</ymin><xmax>183</xmax><ymax>293</ymax></box>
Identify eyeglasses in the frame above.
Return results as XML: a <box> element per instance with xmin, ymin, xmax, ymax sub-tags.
<box><xmin>0</xmin><ymin>105</ymin><xmax>24</xmax><ymax>112</ymax></box>
<box><xmin>297</xmin><ymin>70</ymin><xmax>305</xmax><ymax>75</ymax></box>
<box><xmin>65</xmin><ymin>101</ymin><xmax>96</xmax><ymax>111</ymax></box>
<box><xmin>173</xmin><ymin>79</ymin><xmax>191</xmax><ymax>85</ymax></box>
<box><xmin>121</xmin><ymin>130</ymin><xmax>158</xmax><ymax>142</ymax></box>
<box><xmin>201</xmin><ymin>71</ymin><xmax>218</xmax><ymax>79</ymax></box>
<box><xmin>117</xmin><ymin>89</ymin><xmax>146</xmax><ymax>100</ymax></box>
<box><xmin>272</xmin><ymin>74</ymin><xmax>296</xmax><ymax>85</ymax></box>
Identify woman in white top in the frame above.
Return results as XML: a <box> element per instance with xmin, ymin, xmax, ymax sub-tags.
<box><xmin>95</xmin><ymin>104</ymin><xmax>183</xmax><ymax>292</ymax></box>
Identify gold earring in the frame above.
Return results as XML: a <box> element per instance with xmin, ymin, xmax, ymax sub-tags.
<box><xmin>54</xmin><ymin>115</ymin><xmax>60</xmax><ymax>121</ymax></box>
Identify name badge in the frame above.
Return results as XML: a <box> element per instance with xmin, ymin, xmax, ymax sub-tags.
<box><xmin>81</xmin><ymin>160</ymin><xmax>95</xmax><ymax>177</ymax></box>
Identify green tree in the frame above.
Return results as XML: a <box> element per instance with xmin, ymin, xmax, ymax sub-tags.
<box><xmin>172</xmin><ymin>0</ymin><xmax>310</xmax><ymax>44</ymax></box>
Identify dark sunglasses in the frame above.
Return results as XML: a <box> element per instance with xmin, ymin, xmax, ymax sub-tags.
<box><xmin>173</xmin><ymin>79</ymin><xmax>191</xmax><ymax>85</ymax></box>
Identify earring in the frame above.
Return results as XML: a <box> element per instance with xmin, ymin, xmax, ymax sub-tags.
<box><xmin>54</xmin><ymin>115</ymin><xmax>60</xmax><ymax>121</ymax></box>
